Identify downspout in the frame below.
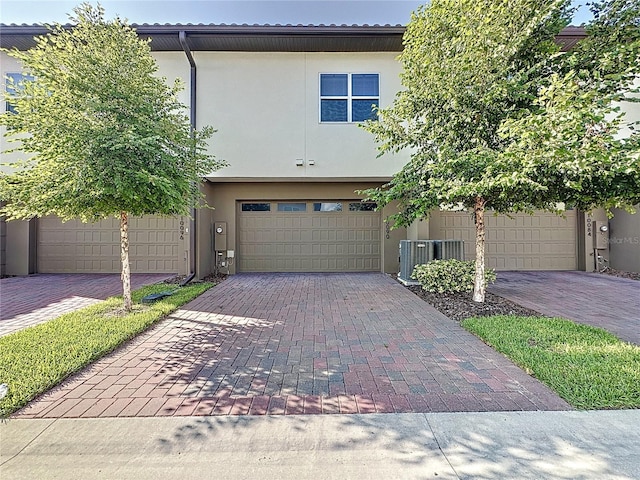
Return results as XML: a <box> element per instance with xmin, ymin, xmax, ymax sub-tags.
<box><xmin>179</xmin><ymin>30</ymin><xmax>198</xmax><ymax>286</ymax></box>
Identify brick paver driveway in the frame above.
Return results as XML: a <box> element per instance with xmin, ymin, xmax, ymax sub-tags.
<box><xmin>0</xmin><ymin>273</ymin><xmax>170</xmax><ymax>336</ymax></box>
<box><xmin>491</xmin><ymin>271</ymin><xmax>640</xmax><ymax>345</ymax></box>
<box><xmin>16</xmin><ymin>273</ymin><xmax>569</xmax><ymax>418</ymax></box>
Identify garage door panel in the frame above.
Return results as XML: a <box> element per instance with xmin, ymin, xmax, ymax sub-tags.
<box><xmin>239</xmin><ymin>200</ymin><xmax>381</xmax><ymax>272</ymax></box>
<box><xmin>432</xmin><ymin>210</ymin><xmax>577</xmax><ymax>270</ymax></box>
<box><xmin>38</xmin><ymin>215</ymin><xmax>181</xmax><ymax>273</ymax></box>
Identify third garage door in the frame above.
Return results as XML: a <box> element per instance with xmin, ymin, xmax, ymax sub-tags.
<box><xmin>238</xmin><ymin>200</ymin><xmax>381</xmax><ymax>272</ymax></box>
<box><xmin>429</xmin><ymin>210</ymin><xmax>578</xmax><ymax>270</ymax></box>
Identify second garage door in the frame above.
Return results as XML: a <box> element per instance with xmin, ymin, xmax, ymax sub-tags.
<box><xmin>238</xmin><ymin>200</ymin><xmax>381</xmax><ymax>272</ymax></box>
<box><xmin>429</xmin><ymin>210</ymin><xmax>578</xmax><ymax>270</ymax></box>
<box><xmin>38</xmin><ymin>215</ymin><xmax>183</xmax><ymax>273</ymax></box>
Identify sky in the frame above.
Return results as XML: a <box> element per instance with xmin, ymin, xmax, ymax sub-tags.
<box><xmin>0</xmin><ymin>0</ymin><xmax>594</xmax><ymax>26</ymax></box>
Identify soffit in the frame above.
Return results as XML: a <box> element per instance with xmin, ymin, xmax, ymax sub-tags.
<box><xmin>0</xmin><ymin>24</ymin><xmax>406</xmax><ymax>52</ymax></box>
<box><xmin>0</xmin><ymin>23</ymin><xmax>586</xmax><ymax>53</ymax></box>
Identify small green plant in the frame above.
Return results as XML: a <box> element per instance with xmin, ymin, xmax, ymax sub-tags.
<box><xmin>412</xmin><ymin>259</ymin><xmax>496</xmax><ymax>294</ymax></box>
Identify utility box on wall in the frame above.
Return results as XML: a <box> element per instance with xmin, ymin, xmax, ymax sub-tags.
<box><xmin>214</xmin><ymin>222</ymin><xmax>227</xmax><ymax>251</ymax></box>
<box><xmin>593</xmin><ymin>221</ymin><xmax>609</xmax><ymax>250</ymax></box>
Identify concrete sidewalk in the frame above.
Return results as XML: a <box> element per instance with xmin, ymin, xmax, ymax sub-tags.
<box><xmin>2</xmin><ymin>410</ymin><xmax>639</xmax><ymax>479</ymax></box>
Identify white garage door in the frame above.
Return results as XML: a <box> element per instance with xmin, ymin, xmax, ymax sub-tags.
<box><xmin>430</xmin><ymin>210</ymin><xmax>577</xmax><ymax>270</ymax></box>
<box><xmin>38</xmin><ymin>215</ymin><xmax>182</xmax><ymax>273</ymax></box>
<box><xmin>238</xmin><ymin>200</ymin><xmax>381</xmax><ymax>272</ymax></box>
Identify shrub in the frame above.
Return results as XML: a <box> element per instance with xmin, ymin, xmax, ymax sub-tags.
<box><xmin>412</xmin><ymin>259</ymin><xmax>496</xmax><ymax>294</ymax></box>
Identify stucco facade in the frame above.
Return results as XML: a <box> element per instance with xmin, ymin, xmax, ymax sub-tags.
<box><xmin>1</xmin><ymin>24</ymin><xmax>638</xmax><ymax>277</ymax></box>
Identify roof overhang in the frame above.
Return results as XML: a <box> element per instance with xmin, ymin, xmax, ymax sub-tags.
<box><xmin>0</xmin><ymin>23</ymin><xmax>586</xmax><ymax>53</ymax></box>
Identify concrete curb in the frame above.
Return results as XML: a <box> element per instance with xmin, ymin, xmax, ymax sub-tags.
<box><xmin>2</xmin><ymin>410</ymin><xmax>639</xmax><ymax>479</ymax></box>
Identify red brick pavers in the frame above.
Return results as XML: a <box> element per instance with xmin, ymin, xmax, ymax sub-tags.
<box><xmin>491</xmin><ymin>271</ymin><xmax>640</xmax><ymax>345</ymax></box>
<box><xmin>15</xmin><ymin>273</ymin><xmax>570</xmax><ymax>418</ymax></box>
<box><xmin>0</xmin><ymin>273</ymin><xmax>171</xmax><ymax>336</ymax></box>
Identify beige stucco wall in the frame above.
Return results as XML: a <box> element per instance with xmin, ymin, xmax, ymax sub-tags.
<box><xmin>151</xmin><ymin>51</ymin><xmax>191</xmax><ymax>110</ymax></box>
<box><xmin>5</xmin><ymin>219</ymin><xmax>31</xmax><ymax>275</ymax></box>
<box><xmin>609</xmin><ymin>207</ymin><xmax>640</xmax><ymax>273</ymax></box>
<box><xmin>0</xmin><ymin>52</ymin><xmax>28</xmax><ymax>171</ymax></box>
<box><xmin>606</xmin><ymin>81</ymin><xmax>639</xmax><ymax>272</ymax></box>
<box><xmin>195</xmin><ymin>51</ymin><xmax>409</xmax><ymax>182</ymax></box>
<box><xmin>407</xmin><ymin>218</ymin><xmax>429</xmax><ymax>241</ymax></box>
<box><xmin>617</xmin><ymin>78</ymin><xmax>640</xmax><ymax>138</ymax></box>
<box><xmin>202</xmin><ymin>181</ymin><xmax>405</xmax><ymax>276</ymax></box>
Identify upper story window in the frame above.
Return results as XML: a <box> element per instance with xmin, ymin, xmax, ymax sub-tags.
<box><xmin>320</xmin><ymin>73</ymin><xmax>379</xmax><ymax>123</ymax></box>
<box><xmin>5</xmin><ymin>73</ymin><xmax>34</xmax><ymax>114</ymax></box>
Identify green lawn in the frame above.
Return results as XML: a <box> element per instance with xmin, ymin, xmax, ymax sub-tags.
<box><xmin>0</xmin><ymin>282</ymin><xmax>212</xmax><ymax>417</ymax></box>
<box><xmin>463</xmin><ymin>315</ymin><xmax>640</xmax><ymax>409</ymax></box>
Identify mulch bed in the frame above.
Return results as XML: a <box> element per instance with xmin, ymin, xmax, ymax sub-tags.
<box><xmin>600</xmin><ymin>268</ymin><xmax>640</xmax><ymax>281</ymax></box>
<box><xmin>406</xmin><ymin>285</ymin><xmax>544</xmax><ymax>322</ymax></box>
<box><xmin>405</xmin><ymin>266</ymin><xmax>639</xmax><ymax>321</ymax></box>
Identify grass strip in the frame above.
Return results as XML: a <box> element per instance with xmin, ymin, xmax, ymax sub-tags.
<box><xmin>462</xmin><ymin>315</ymin><xmax>640</xmax><ymax>409</ymax></box>
<box><xmin>0</xmin><ymin>282</ymin><xmax>212</xmax><ymax>417</ymax></box>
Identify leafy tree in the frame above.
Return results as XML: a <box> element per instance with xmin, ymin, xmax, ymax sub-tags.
<box><xmin>501</xmin><ymin>0</ymin><xmax>640</xmax><ymax>212</ymax></box>
<box><xmin>364</xmin><ymin>0</ymin><xmax>639</xmax><ymax>302</ymax></box>
<box><xmin>1</xmin><ymin>4</ymin><xmax>223</xmax><ymax>310</ymax></box>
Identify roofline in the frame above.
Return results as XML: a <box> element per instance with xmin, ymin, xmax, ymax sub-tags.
<box><xmin>0</xmin><ymin>23</ymin><xmax>587</xmax><ymax>52</ymax></box>
<box><xmin>0</xmin><ymin>23</ymin><xmax>407</xmax><ymax>36</ymax></box>
<box><xmin>0</xmin><ymin>22</ymin><xmax>586</xmax><ymax>34</ymax></box>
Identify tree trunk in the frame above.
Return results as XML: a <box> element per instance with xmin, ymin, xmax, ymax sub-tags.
<box><xmin>473</xmin><ymin>196</ymin><xmax>486</xmax><ymax>303</ymax></box>
<box><xmin>120</xmin><ymin>211</ymin><xmax>132</xmax><ymax>311</ymax></box>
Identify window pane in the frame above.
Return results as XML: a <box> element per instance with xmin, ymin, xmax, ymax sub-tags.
<box><xmin>313</xmin><ymin>202</ymin><xmax>342</xmax><ymax>212</ymax></box>
<box><xmin>5</xmin><ymin>73</ymin><xmax>34</xmax><ymax>113</ymax></box>
<box><xmin>241</xmin><ymin>203</ymin><xmax>270</xmax><ymax>212</ymax></box>
<box><xmin>5</xmin><ymin>73</ymin><xmax>33</xmax><ymax>95</ymax></box>
<box><xmin>320</xmin><ymin>74</ymin><xmax>348</xmax><ymax>96</ymax></box>
<box><xmin>277</xmin><ymin>202</ymin><xmax>306</xmax><ymax>212</ymax></box>
<box><xmin>352</xmin><ymin>74</ymin><xmax>379</xmax><ymax>96</ymax></box>
<box><xmin>321</xmin><ymin>99</ymin><xmax>348</xmax><ymax>122</ymax></box>
<box><xmin>349</xmin><ymin>202</ymin><xmax>377</xmax><ymax>211</ymax></box>
<box><xmin>352</xmin><ymin>99</ymin><xmax>378</xmax><ymax>122</ymax></box>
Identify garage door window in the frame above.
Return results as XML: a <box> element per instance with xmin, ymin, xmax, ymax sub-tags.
<box><xmin>349</xmin><ymin>202</ymin><xmax>377</xmax><ymax>211</ymax></box>
<box><xmin>314</xmin><ymin>202</ymin><xmax>342</xmax><ymax>212</ymax></box>
<box><xmin>241</xmin><ymin>203</ymin><xmax>271</xmax><ymax>212</ymax></box>
<box><xmin>277</xmin><ymin>203</ymin><xmax>307</xmax><ymax>212</ymax></box>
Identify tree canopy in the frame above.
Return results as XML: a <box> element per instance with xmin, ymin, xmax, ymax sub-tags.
<box><xmin>363</xmin><ymin>0</ymin><xmax>639</xmax><ymax>301</ymax></box>
<box><xmin>1</xmin><ymin>3</ymin><xmax>224</xmax><ymax>309</ymax></box>
<box><xmin>1</xmin><ymin>3</ymin><xmax>222</xmax><ymax>222</ymax></box>
<box><xmin>501</xmin><ymin>0</ymin><xmax>640</xmax><ymax>212</ymax></box>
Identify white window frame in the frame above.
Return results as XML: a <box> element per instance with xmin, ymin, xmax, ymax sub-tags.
<box><xmin>319</xmin><ymin>72</ymin><xmax>380</xmax><ymax>123</ymax></box>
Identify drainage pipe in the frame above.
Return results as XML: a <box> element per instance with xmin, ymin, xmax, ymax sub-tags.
<box><xmin>179</xmin><ymin>30</ymin><xmax>198</xmax><ymax>286</ymax></box>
